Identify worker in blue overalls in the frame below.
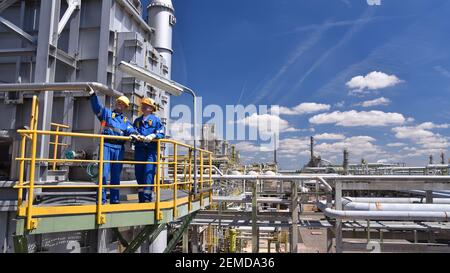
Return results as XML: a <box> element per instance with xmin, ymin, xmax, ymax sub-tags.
<box><xmin>133</xmin><ymin>98</ymin><xmax>165</xmax><ymax>203</ymax></box>
<box><xmin>88</xmin><ymin>86</ymin><xmax>136</xmax><ymax>204</ymax></box>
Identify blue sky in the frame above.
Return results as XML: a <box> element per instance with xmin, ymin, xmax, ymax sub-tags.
<box><xmin>170</xmin><ymin>0</ymin><xmax>450</xmax><ymax>169</ymax></box>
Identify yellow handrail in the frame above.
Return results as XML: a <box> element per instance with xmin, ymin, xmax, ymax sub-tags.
<box><xmin>50</xmin><ymin>122</ymin><xmax>70</xmax><ymax>171</ymax></box>
<box><xmin>15</xmin><ymin>109</ymin><xmax>213</xmax><ymax>231</ymax></box>
<box><xmin>26</xmin><ymin>96</ymin><xmax>39</xmax><ymax>230</ymax></box>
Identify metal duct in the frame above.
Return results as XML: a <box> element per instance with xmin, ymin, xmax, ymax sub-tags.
<box><xmin>0</xmin><ymin>82</ymin><xmax>123</xmax><ymax>98</ymax></box>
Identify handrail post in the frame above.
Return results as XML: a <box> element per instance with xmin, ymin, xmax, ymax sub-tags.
<box><xmin>96</xmin><ymin>137</ymin><xmax>106</xmax><ymax>225</ymax></box>
<box><xmin>209</xmin><ymin>153</ymin><xmax>213</xmax><ymax>206</ymax></box>
<box><xmin>17</xmin><ymin>135</ymin><xmax>27</xmax><ymax>209</ymax></box>
<box><xmin>156</xmin><ymin>140</ymin><xmax>162</xmax><ymax>221</ymax></box>
<box><xmin>52</xmin><ymin>125</ymin><xmax>60</xmax><ymax>171</ymax></box>
<box><xmin>188</xmin><ymin>148</ymin><xmax>192</xmax><ymax>212</ymax></box>
<box><xmin>173</xmin><ymin>143</ymin><xmax>178</xmax><ymax>218</ymax></box>
<box><xmin>200</xmin><ymin>150</ymin><xmax>204</xmax><ymax>208</ymax></box>
<box><xmin>26</xmin><ymin>96</ymin><xmax>39</xmax><ymax>230</ymax></box>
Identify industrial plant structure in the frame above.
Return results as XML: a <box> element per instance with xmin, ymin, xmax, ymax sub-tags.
<box><xmin>0</xmin><ymin>0</ymin><xmax>449</xmax><ymax>253</ymax></box>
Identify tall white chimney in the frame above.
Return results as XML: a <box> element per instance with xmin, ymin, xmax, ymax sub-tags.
<box><xmin>148</xmin><ymin>0</ymin><xmax>176</xmax><ymax>78</ymax></box>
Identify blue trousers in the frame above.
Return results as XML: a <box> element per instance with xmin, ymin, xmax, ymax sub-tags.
<box><xmin>99</xmin><ymin>144</ymin><xmax>124</xmax><ymax>204</ymax></box>
<box><xmin>135</xmin><ymin>146</ymin><xmax>157</xmax><ymax>203</ymax></box>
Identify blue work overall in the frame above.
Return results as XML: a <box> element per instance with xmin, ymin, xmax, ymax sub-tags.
<box><xmin>133</xmin><ymin>115</ymin><xmax>165</xmax><ymax>203</ymax></box>
<box><xmin>90</xmin><ymin>94</ymin><xmax>135</xmax><ymax>204</ymax></box>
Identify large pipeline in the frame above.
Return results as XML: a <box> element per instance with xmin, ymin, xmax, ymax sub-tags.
<box><xmin>342</xmin><ymin>201</ymin><xmax>450</xmax><ymax>212</ymax></box>
<box><xmin>0</xmin><ymin>82</ymin><xmax>123</xmax><ymax>97</ymax></box>
<box><xmin>316</xmin><ymin>201</ymin><xmax>450</xmax><ymax>221</ymax></box>
<box><xmin>343</xmin><ymin>197</ymin><xmax>450</xmax><ymax>204</ymax></box>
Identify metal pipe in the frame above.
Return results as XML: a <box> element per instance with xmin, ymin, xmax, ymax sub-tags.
<box><xmin>316</xmin><ymin>201</ymin><xmax>450</xmax><ymax>221</ymax></box>
<box><xmin>212</xmin><ymin>174</ymin><xmax>337</xmax><ymax>180</ymax></box>
<box><xmin>324</xmin><ymin>207</ymin><xmax>450</xmax><ymax>221</ymax></box>
<box><xmin>181</xmin><ymin>87</ymin><xmax>198</xmax><ymax>195</ymax></box>
<box><xmin>212</xmin><ymin>174</ymin><xmax>450</xmax><ymax>182</ymax></box>
<box><xmin>404</xmin><ymin>190</ymin><xmax>450</xmax><ymax>198</ymax></box>
<box><xmin>0</xmin><ymin>82</ymin><xmax>123</xmax><ymax>97</ymax></box>
<box><xmin>344</xmin><ymin>197</ymin><xmax>450</xmax><ymax>204</ymax></box>
<box><xmin>343</xmin><ymin>202</ymin><xmax>450</xmax><ymax>212</ymax></box>
<box><xmin>210</xmin><ymin>165</ymin><xmax>223</xmax><ymax>176</ymax></box>
<box><xmin>316</xmin><ymin>177</ymin><xmax>333</xmax><ymax>192</ymax></box>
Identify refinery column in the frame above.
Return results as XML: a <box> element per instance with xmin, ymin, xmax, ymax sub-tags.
<box><xmin>147</xmin><ymin>0</ymin><xmax>176</xmax><ymax>253</ymax></box>
<box><xmin>148</xmin><ymin>0</ymin><xmax>176</xmax><ymax>78</ymax></box>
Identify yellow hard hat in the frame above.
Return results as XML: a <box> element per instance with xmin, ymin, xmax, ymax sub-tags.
<box><xmin>141</xmin><ymin>97</ymin><xmax>157</xmax><ymax>110</ymax></box>
<box><xmin>116</xmin><ymin>96</ymin><xmax>130</xmax><ymax>107</ymax></box>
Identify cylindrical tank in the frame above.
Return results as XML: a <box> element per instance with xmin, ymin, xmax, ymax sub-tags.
<box><xmin>222</xmin><ymin>141</ymin><xmax>229</xmax><ymax>156</ymax></box>
<box><xmin>148</xmin><ymin>0</ymin><xmax>176</xmax><ymax>77</ymax></box>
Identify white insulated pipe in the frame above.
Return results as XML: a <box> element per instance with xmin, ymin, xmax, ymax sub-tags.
<box><xmin>0</xmin><ymin>82</ymin><xmax>124</xmax><ymax>97</ymax></box>
<box><xmin>343</xmin><ymin>197</ymin><xmax>450</xmax><ymax>204</ymax></box>
<box><xmin>316</xmin><ymin>201</ymin><xmax>450</xmax><ymax>221</ymax></box>
<box><xmin>212</xmin><ymin>174</ymin><xmax>450</xmax><ymax>182</ymax></box>
<box><xmin>324</xmin><ymin>207</ymin><xmax>450</xmax><ymax>221</ymax></box>
<box><xmin>343</xmin><ymin>202</ymin><xmax>450</xmax><ymax>212</ymax></box>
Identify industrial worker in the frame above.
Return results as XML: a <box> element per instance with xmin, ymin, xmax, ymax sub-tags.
<box><xmin>133</xmin><ymin>98</ymin><xmax>165</xmax><ymax>203</ymax></box>
<box><xmin>88</xmin><ymin>86</ymin><xmax>136</xmax><ymax>204</ymax></box>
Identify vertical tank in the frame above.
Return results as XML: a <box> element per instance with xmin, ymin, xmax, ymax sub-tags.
<box><xmin>147</xmin><ymin>0</ymin><xmax>176</xmax><ymax>78</ymax></box>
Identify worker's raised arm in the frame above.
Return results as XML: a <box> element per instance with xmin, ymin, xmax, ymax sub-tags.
<box><xmin>88</xmin><ymin>87</ymin><xmax>111</xmax><ymax>122</ymax></box>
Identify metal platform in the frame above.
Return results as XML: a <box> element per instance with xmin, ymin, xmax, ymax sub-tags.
<box><xmin>15</xmin><ymin>189</ymin><xmax>210</xmax><ymax>236</ymax></box>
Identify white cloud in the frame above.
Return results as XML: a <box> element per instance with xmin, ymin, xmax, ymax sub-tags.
<box><xmin>277</xmin><ymin>106</ymin><xmax>298</xmax><ymax>115</ymax></box>
<box><xmin>347</xmin><ymin>71</ymin><xmax>403</xmax><ymax>93</ymax></box>
<box><xmin>314</xmin><ymin>133</ymin><xmax>346</xmax><ymax>140</ymax></box>
<box><xmin>284</xmin><ymin>127</ymin><xmax>301</xmax><ymax>132</ymax></box>
<box><xmin>417</xmin><ymin>122</ymin><xmax>450</xmax><ymax>130</ymax></box>
<box><xmin>309</xmin><ymin>110</ymin><xmax>406</xmax><ymax>127</ymax></box>
<box><xmin>237</xmin><ymin>113</ymin><xmax>298</xmax><ymax>134</ymax></box>
<box><xmin>293</xmin><ymin>103</ymin><xmax>331</xmax><ymax>114</ymax></box>
<box><xmin>278</xmin><ymin>137</ymin><xmax>311</xmax><ymax>156</ymax></box>
<box><xmin>276</xmin><ymin>103</ymin><xmax>331</xmax><ymax>116</ymax></box>
<box><xmin>334</xmin><ymin>101</ymin><xmax>346</xmax><ymax>108</ymax></box>
<box><xmin>315</xmin><ymin>136</ymin><xmax>385</xmax><ymax>159</ymax></box>
<box><xmin>235</xmin><ymin>142</ymin><xmax>273</xmax><ymax>153</ymax></box>
<box><xmin>387</xmin><ymin>142</ymin><xmax>407</xmax><ymax>147</ymax></box>
<box><xmin>434</xmin><ymin>66</ymin><xmax>450</xmax><ymax>79</ymax></box>
<box><xmin>392</xmin><ymin>122</ymin><xmax>450</xmax><ymax>155</ymax></box>
<box><xmin>357</xmin><ymin>97</ymin><xmax>391</xmax><ymax>107</ymax></box>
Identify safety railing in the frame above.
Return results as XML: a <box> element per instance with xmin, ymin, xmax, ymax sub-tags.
<box><xmin>14</xmin><ymin>96</ymin><xmax>213</xmax><ymax>231</ymax></box>
<box><xmin>49</xmin><ymin>122</ymin><xmax>70</xmax><ymax>171</ymax></box>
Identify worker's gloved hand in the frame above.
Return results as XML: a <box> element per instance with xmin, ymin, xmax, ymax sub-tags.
<box><xmin>130</xmin><ymin>134</ymin><xmax>140</xmax><ymax>142</ymax></box>
<box><xmin>88</xmin><ymin>86</ymin><xmax>95</xmax><ymax>96</ymax></box>
<box><xmin>143</xmin><ymin>134</ymin><xmax>156</xmax><ymax>143</ymax></box>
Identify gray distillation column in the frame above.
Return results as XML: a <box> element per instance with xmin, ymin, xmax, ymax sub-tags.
<box><xmin>147</xmin><ymin>0</ymin><xmax>176</xmax><ymax>253</ymax></box>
